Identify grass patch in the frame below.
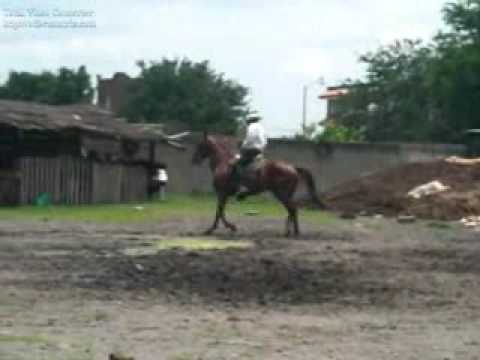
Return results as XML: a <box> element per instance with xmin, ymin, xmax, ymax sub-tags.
<box><xmin>427</xmin><ymin>221</ymin><xmax>452</xmax><ymax>230</ymax></box>
<box><xmin>170</xmin><ymin>353</ymin><xmax>196</xmax><ymax>360</ymax></box>
<box><xmin>155</xmin><ymin>237</ymin><xmax>253</xmax><ymax>251</ymax></box>
<box><xmin>123</xmin><ymin>237</ymin><xmax>253</xmax><ymax>256</ymax></box>
<box><xmin>0</xmin><ymin>193</ymin><xmax>337</xmax><ymax>225</ymax></box>
<box><xmin>0</xmin><ymin>334</ymin><xmax>50</xmax><ymax>345</ymax></box>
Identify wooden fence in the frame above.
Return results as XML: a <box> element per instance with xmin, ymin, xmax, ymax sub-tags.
<box><xmin>17</xmin><ymin>156</ymin><xmax>148</xmax><ymax>205</ymax></box>
<box><xmin>0</xmin><ymin>170</ymin><xmax>20</xmax><ymax>205</ymax></box>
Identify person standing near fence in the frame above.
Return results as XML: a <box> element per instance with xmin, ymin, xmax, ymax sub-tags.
<box><xmin>156</xmin><ymin>163</ymin><xmax>168</xmax><ymax>201</ymax></box>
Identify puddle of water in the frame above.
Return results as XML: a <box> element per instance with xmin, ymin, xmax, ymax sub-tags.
<box><xmin>123</xmin><ymin>237</ymin><xmax>253</xmax><ymax>256</ymax></box>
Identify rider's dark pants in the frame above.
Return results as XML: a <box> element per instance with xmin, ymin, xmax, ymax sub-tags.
<box><xmin>231</xmin><ymin>148</ymin><xmax>262</xmax><ymax>181</ymax></box>
<box><xmin>238</xmin><ymin>148</ymin><xmax>262</xmax><ymax>167</ymax></box>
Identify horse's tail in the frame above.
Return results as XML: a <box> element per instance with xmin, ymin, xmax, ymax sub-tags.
<box><xmin>295</xmin><ymin>167</ymin><xmax>325</xmax><ymax>209</ymax></box>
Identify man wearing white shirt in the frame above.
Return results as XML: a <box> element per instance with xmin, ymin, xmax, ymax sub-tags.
<box><xmin>242</xmin><ymin>117</ymin><xmax>267</xmax><ymax>150</ymax></box>
<box><xmin>233</xmin><ymin>116</ymin><xmax>268</xmax><ymax>180</ymax></box>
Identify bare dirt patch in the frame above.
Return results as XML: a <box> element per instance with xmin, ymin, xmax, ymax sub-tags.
<box><xmin>0</xmin><ymin>216</ymin><xmax>479</xmax><ymax>359</ymax></box>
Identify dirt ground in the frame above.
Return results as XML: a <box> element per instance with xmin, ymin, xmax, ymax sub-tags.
<box><xmin>0</xmin><ymin>214</ymin><xmax>479</xmax><ymax>360</ymax></box>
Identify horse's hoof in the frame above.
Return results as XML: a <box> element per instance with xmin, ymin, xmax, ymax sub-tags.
<box><xmin>228</xmin><ymin>225</ymin><xmax>237</xmax><ymax>233</ymax></box>
<box><xmin>204</xmin><ymin>229</ymin><xmax>214</xmax><ymax>236</ymax></box>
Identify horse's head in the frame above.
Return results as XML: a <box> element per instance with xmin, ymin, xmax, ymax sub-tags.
<box><xmin>192</xmin><ymin>131</ymin><xmax>213</xmax><ymax>165</ymax></box>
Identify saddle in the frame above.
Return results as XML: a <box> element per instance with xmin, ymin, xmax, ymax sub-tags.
<box><xmin>230</xmin><ymin>153</ymin><xmax>266</xmax><ymax>183</ymax></box>
<box><xmin>245</xmin><ymin>153</ymin><xmax>266</xmax><ymax>172</ymax></box>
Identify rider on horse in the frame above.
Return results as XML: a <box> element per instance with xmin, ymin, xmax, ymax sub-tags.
<box><xmin>192</xmin><ymin>129</ymin><xmax>325</xmax><ymax>236</ymax></box>
<box><xmin>232</xmin><ymin>115</ymin><xmax>267</xmax><ymax>181</ymax></box>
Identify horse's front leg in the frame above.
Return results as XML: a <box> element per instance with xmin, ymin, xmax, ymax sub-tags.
<box><xmin>204</xmin><ymin>194</ymin><xmax>225</xmax><ymax>235</ymax></box>
<box><xmin>220</xmin><ymin>194</ymin><xmax>237</xmax><ymax>232</ymax></box>
<box><xmin>205</xmin><ymin>193</ymin><xmax>237</xmax><ymax>235</ymax></box>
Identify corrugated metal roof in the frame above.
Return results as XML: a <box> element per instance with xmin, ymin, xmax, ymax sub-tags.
<box><xmin>0</xmin><ymin>100</ymin><xmax>157</xmax><ymax>140</ymax></box>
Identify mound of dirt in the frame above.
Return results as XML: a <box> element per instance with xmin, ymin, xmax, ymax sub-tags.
<box><xmin>323</xmin><ymin>160</ymin><xmax>480</xmax><ymax>221</ymax></box>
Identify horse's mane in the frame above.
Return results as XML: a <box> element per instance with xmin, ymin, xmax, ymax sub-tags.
<box><xmin>209</xmin><ymin>135</ymin><xmax>237</xmax><ymax>159</ymax></box>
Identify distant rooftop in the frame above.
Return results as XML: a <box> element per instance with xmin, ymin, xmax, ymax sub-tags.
<box><xmin>319</xmin><ymin>87</ymin><xmax>350</xmax><ymax>100</ymax></box>
<box><xmin>0</xmin><ymin>99</ymin><xmax>168</xmax><ymax>142</ymax></box>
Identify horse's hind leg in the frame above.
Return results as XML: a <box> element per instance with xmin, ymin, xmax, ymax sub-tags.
<box><xmin>285</xmin><ymin>212</ymin><xmax>293</xmax><ymax>237</ymax></box>
<box><xmin>284</xmin><ymin>200</ymin><xmax>299</xmax><ymax>237</ymax></box>
<box><xmin>291</xmin><ymin>204</ymin><xmax>299</xmax><ymax>236</ymax></box>
<box><xmin>273</xmin><ymin>190</ymin><xmax>300</xmax><ymax>237</ymax></box>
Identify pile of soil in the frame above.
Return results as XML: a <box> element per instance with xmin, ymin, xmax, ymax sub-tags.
<box><xmin>323</xmin><ymin>160</ymin><xmax>480</xmax><ymax>221</ymax></box>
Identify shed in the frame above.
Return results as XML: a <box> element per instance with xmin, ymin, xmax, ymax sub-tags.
<box><xmin>0</xmin><ymin>100</ymin><xmax>172</xmax><ymax>205</ymax></box>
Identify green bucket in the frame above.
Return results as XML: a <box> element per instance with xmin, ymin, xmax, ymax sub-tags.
<box><xmin>35</xmin><ymin>192</ymin><xmax>51</xmax><ymax>207</ymax></box>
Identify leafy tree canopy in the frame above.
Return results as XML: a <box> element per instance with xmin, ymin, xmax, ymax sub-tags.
<box><xmin>315</xmin><ymin>124</ymin><xmax>365</xmax><ymax>143</ymax></box>
<box><xmin>333</xmin><ymin>0</ymin><xmax>480</xmax><ymax>143</ymax></box>
<box><xmin>0</xmin><ymin>66</ymin><xmax>93</xmax><ymax>105</ymax></box>
<box><xmin>123</xmin><ymin>58</ymin><xmax>252</xmax><ymax>134</ymax></box>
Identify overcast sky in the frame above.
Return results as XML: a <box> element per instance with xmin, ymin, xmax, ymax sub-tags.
<box><xmin>0</xmin><ymin>0</ymin><xmax>445</xmax><ymax>136</ymax></box>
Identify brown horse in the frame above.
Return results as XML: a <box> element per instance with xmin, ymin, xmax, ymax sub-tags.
<box><xmin>192</xmin><ymin>133</ymin><xmax>324</xmax><ymax>236</ymax></box>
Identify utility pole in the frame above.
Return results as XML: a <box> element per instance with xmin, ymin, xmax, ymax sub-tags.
<box><xmin>302</xmin><ymin>77</ymin><xmax>324</xmax><ymax>136</ymax></box>
<box><xmin>302</xmin><ymin>85</ymin><xmax>308</xmax><ymax>135</ymax></box>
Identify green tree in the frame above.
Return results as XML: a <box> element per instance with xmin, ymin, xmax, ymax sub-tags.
<box><xmin>335</xmin><ymin>0</ymin><xmax>480</xmax><ymax>143</ymax></box>
<box><xmin>123</xmin><ymin>58</ymin><xmax>251</xmax><ymax>134</ymax></box>
<box><xmin>335</xmin><ymin>40</ymin><xmax>434</xmax><ymax>142</ymax></box>
<box><xmin>425</xmin><ymin>0</ymin><xmax>480</xmax><ymax>142</ymax></box>
<box><xmin>315</xmin><ymin>124</ymin><xmax>365</xmax><ymax>143</ymax></box>
<box><xmin>442</xmin><ymin>0</ymin><xmax>480</xmax><ymax>42</ymax></box>
<box><xmin>0</xmin><ymin>66</ymin><xmax>93</xmax><ymax>105</ymax></box>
